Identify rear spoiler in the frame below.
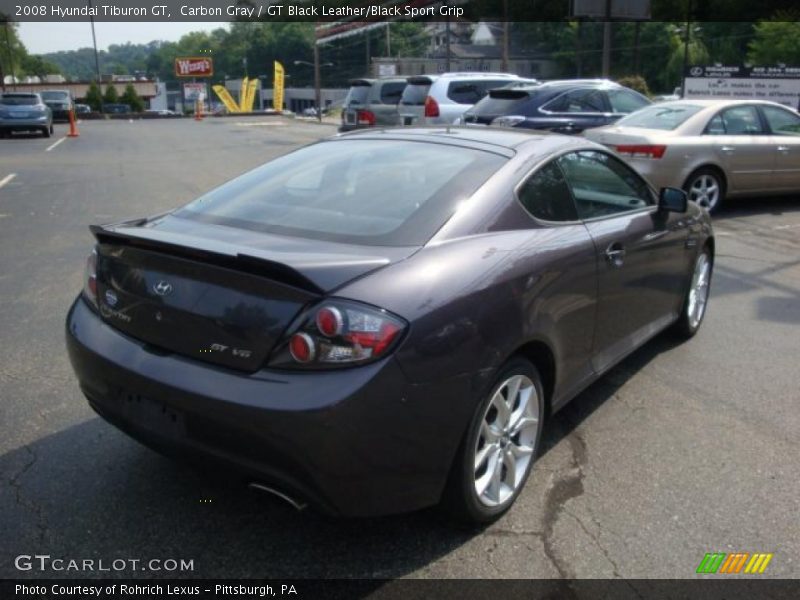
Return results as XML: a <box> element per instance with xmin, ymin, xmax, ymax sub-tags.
<box><xmin>488</xmin><ymin>89</ymin><xmax>532</xmax><ymax>99</ymax></box>
<box><xmin>89</xmin><ymin>224</ymin><xmax>323</xmax><ymax>294</ymax></box>
<box><xmin>348</xmin><ymin>79</ymin><xmax>374</xmax><ymax>87</ymax></box>
<box><xmin>406</xmin><ymin>75</ymin><xmax>435</xmax><ymax>85</ymax></box>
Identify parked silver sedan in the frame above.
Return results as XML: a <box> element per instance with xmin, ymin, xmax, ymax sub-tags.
<box><xmin>584</xmin><ymin>99</ymin><xmax>800</xmax><ymax>212</ymax></box>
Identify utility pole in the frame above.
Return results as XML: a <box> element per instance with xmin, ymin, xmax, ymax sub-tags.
<box><xmin>314</xmin><ymin>40</ymin><xmax>321</xmax><ymax>123</ymax></box>
<box><xmin>445</xmin><ymin>8</ymin><xmax>451</xmax><ymax>72</ymax></box>
<box><xmin>385</xmin><ymin>22</ymin><xmax>391</xmax><ymax>57</ymax></box>
<box><xmin>681</xmin><ymin>0</ymin><xmax>693</xmax><ymax>97</ymax></box>
<box><xmin>501</xmin><ymin>0</ymin><xmax>509</xmax><ymax>72</ymax></box>
<box><xmin>3</xmin><ymin>20</ymin><xmax>16</xmax><ymax>90</ymax></box>
<box><xmin>365</xmin><ymin>29</ymin><xmax>370</xmax><ymax>74</ymax></box>
<box><xmin>88</xmin><ymin>0</ymin><xmax>101</xmax><ymax>83</ymax></box>
<box><xmin>601</xmin><ymin>0</ymin><xmax>612</xmax><ymax>78</ymax></box>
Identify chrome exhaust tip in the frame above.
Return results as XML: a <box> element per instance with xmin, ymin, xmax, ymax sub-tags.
<box><xmin>248</xmin><ymin>482</ymin><xmax>308</xmax><ymax>511</ymax></box>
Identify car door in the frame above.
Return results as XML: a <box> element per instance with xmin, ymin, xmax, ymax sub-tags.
<box><xmin>706</xmin><ymin>105</ymin><xmax>774</xmax><ymax>192</ymax></box>
<box><xmin>557</xmin><ymin>150</ymin><xmax>691</xmax><ymax>374</ymax></box>
<box><xmin>759</xmin><ymin>104</ymin><xmax>800</xmax><ymax>191</ymax></box>
<box><xmin>538</xmin><ymin>87</ymin><xmax>611</xmax><ymax>133</ymax></box>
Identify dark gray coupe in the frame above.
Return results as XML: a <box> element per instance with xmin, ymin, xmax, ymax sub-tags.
<box><xmin>66</xmin><ymin>128</ymin><xmax>713</xmax><ymax>523</ymax></box>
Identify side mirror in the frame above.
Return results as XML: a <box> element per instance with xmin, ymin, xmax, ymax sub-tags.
<box><xmin>658</xmin><ymin>187</ymin><xmax>688</xmax><ymax>213</ymax></box>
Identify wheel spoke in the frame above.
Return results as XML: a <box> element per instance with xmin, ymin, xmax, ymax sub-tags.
<box><xmin>474</xmin><ymin>442</ymin><xmax>496</xmax><ymax>472</ymax></box>
<box><xmin>503</xmin><ymin>449</ymin><xmax>517</xmax><ymax>488</ymax></box>
<box><xmin>491</xmin><ymin>389</ymin><xmax>511</xmax><ymax>427</ymax></box>
<box><xmin>510</xmin><ymin>415</ymin><xmax>538</xmax><ymax>438</ymax></box>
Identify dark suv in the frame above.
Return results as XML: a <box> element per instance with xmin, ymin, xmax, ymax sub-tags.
<box><xmin>461</xmin><ymin>79</ymin><xmax>651</xmax><ymax>134</ymax></box>
<box><xmin>339</xmin><ymin>77</ymin><xmax>407</xmax><ymax>132</ymax></box>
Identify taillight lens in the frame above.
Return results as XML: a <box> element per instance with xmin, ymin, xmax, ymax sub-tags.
<box><xmin>269</xmin><ymin>299</ymin><xmax>407</xmax><ymax>369</ymax></box>
<box><xmin>615</xmin><ymin>144</ymin><xmax>667</xmax><ymax>159</ymax></box>
<box><xmin>82</xmin><ymin>248</ymin><xmax>98</xmax><ymax>307</ymax></box>
<box><xmin>356</xmin><ymin>110</ymin><xmax>375</xmax><ymax>126</ymax></box>
<box><xmin>424</xmin><ymin>95</ymin><xmax>439</xmax><ymax>118</ymax></box>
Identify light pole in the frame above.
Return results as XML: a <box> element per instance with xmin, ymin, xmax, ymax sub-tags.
<box><xmin>294</xmin><ymin>59</ymin><xmax>333</xmax><ymax>123</ymax></box>
<box><xmin>87</xmin><ymin>0</ymin><xmax>101</xmax><ymax>83</ymax></box>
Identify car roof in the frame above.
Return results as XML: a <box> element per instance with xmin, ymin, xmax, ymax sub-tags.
<box><xmin>335</xmin><ymin>126</ymin><xmax>593</xmax><ymax>157</ymax></box>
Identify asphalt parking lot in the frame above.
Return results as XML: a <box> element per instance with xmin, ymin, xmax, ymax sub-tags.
<box><xmin>1</xmin><ymin>118</ymin><xmax>798</xmax><ymax>580</ymax></box>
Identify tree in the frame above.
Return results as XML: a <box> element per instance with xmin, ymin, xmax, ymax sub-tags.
<box><xmin>20</xmin><ymin>55</ymin><xmax>61</xmax><ymax>79</ymax></box>
<box><xmin>748</xmin><ymin>18</ymin><xmax>800</xmax><ymax>66</ymax></box>
<box><xmin>85</xmin><ymin>82</ymin><xmax>103</xmax><ymax>111</ymax></box>
<box><xmin>120</xmin><ymin>83</ymin><xmax>144</xmax><ymax>112</ymax></box>
<box><xmin>103</xmin><ymin>84</ymin><xmax>119</xmax><ymax>104</ymax></box>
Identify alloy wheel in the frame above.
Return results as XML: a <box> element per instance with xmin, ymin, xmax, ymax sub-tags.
<box><xmin>688</xmin><ymin>174</ymin><xmax>720</xmax><ymax>210</ymax></box>
<box><xmin>473</xmin><ymin>374</ymin><xmax>540</xmax><ymax>507</ymax></box>
<box><xmin>687</xmin><ymin>253</ymin><xmax>711</xmax><ymax>329</ymax></box>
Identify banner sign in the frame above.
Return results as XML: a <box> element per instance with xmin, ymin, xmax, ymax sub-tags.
<box><xmin>273</xmin><ymin>61</ymin><xmax>285</xmax><ymax>111</ymax></box>
<box><xmin>213</xmin><ymin>85</ymin><xmax>240</xmax><ymax>113</ymax></box>
<box><xmin>684</xmin><ymin>65</ymin><xmax>800</xmax><ymax>110</ymax></box>
<box><xmin>182</xmin><ymin>82</ymin><xmax>206</xmax><ymax>101</ymax></box>
<box><xmin>174</xmin><ymin>56</ymin><xmax>213</xmax><ymax>78</ymax></box>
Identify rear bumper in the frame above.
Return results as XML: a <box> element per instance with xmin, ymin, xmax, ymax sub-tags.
<box><xmin>66</xmin><ymin>297</ymin><xmax>471</xmax><ymax>517</ymax></box>
<box><xmin>0</xmin><ymin>117</ymin><xmax>49</xmax><ymax>130</ymax></box>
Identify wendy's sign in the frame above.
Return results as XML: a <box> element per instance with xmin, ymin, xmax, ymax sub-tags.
<box><xmin>175</xmin><ymin>57</ymin><xmax>214</xmax><ymax>78</ymax></box>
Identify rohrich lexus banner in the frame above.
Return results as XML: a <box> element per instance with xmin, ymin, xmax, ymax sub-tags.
<box><xmin>684</xmin><ymin>65</ymin><xmax>800</xmax><ymax>110</ymax></box>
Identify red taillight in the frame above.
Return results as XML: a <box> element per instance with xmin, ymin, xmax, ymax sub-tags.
<box><xmin>356</xmin><ymin>110</ymin><xmax>375</xmax><ymax>126</ymax></box>
<box><xmin>615</xmin><ymin>144</ymin><xmax>667</xmax><ymax>159</ymax></box>
<box><xmin>83</xmin><ymin>248</ymin><xmax>98</xmax><ymax>307</ymax></box>
<box><xmin>424</xmin><ymin>95</ymin><xmax>439</xmax><ymax>118</ymax></box>
<box><xmin>289</xmin><ymin>332</ymin><xmax>315</xmax><ymax>363</ymax></box>
<box><xmin>270</xmin><ymin>300</ymin><xmax>407</xmax><ymax>369</ymax></box>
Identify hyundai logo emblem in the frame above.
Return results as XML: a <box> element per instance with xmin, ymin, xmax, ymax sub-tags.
<box><xmin>105</xmin><ymin>289</ymin><xmax>118</xmax><ymax>307</ymax></box>
<box><xmin>153</xmin><ymin>280</ymin><xmax>173</xmax><ymax>296</ymax></box>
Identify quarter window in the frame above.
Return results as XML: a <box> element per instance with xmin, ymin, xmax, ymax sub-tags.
<box><xmin>517</xmin><ymin>161</ymin><xmax>578</xmax><ymax>222</ymax></box>
<box><xmin>761</xmin><ymin>105</ymin><xmax>800</xmax><ymax>136</ymax></box>
<box><xmin>557</xmin><ymin>151</ymin><xmax>654</xmax><ymax>219</ymax></box>
<box><xmin>607</xmin><ymin>89</ymin><xmax>650</xmax><ymax>114</ymax></box>
<box><xmin>543</xmin><ymin>89</ymin><xmax>607</xmax><ymax>113</ymax></box>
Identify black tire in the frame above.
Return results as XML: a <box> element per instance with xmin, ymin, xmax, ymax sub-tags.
<box><xmin>683</xmin><ymin>167</ymin><xmax>726</xmax><ymax>214</ymax></box>
<box><xmin>673</xmin><ymin>248</ymin><xmax>713</xmax><ymax>339</ymax></box>
<box><xmin>42</xmin><ymin>126</ymin><xmax>51</xmax><ymax>138</ymax></box>
<box><xmin>442</xmin><ymin>356</ymin><xmax>545</xmax><ymax>524</ymax></box>
<box><xmin>49</xmin><ymin>123</ymin><xmax>54</xmax><ymax>135</ymax></box>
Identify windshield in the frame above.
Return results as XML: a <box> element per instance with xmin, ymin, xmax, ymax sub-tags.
<box><xmin>616</xmin><ymin>103</ymin><xmax>704</xmax><ymax>130</ymax></box>
<box><xmin>468</xmin><ymin>90</ymin><xmax>537</xmax><ymax>116</ymax></box>
<box><xmin>40</xmin><ymin>91</ymin><xmax>69</xmax><ymax>102</ymax></box>
<box><xmin>176</xmin><ymin>139</ymin><xmax>507</xmax><ymax>246</ymax></box>
<box><xmin>1</xmin><ymin>95</ymin><xmax>40</xmax><ymax>106</ymax></box>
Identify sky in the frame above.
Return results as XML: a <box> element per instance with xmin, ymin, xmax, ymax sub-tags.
<box><xmin>18</xmin><ymin>22</ymin><xmax>228</xmax><ymax>54</ymax></box>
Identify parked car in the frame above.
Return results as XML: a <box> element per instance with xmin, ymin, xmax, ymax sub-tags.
<box><xmin>339</xmin><ymin>77</ymin><xmax>407</xmax><ymax>131</ymax></box>
<box><xmin>397</xmin><ymin>72</ymin><xmax>532</xmax><ymax>126</ymax></box>
<box><xmin>461</xmin><ymin>79</ymin><xmax>651</xmax><ymax>134</ymax></box>
<box><xmin>40</xmin><ymin>89</ymin><xmax>74</xmax><ymax>122</ymax></box>
<box><xmin>0</xmin><ymin>92</ymin><xmax>53</xmax><ymax>137</ymax></box>
<box><xmin>67</xmin><ymin>127</ymin><xmax>713</xmax><ymax>523</ymax></box>
<box><xmin>145</xmin><ymin>109</ymin><xmax>177</xmax><ymax>116</ymax></box>
<box><xmin>74</xmin><ymin>103</ymin><xmax>92</xmax><ymax>115</ymax></box>
<box><xmin>584</xmin><ymin>99</ymin><xmax>800</xmax><ymax>212</ymax></box>
<box><xmin>102</xmin><ymin>103</ymin><xmax>132</xmax><ymax>114</ymax></box>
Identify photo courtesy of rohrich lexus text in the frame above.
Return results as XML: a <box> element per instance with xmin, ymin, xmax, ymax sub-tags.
<box><xmin>1</xmin><ymin>1</ymin><xmax>798</xmax><ymax>598</ymax></box>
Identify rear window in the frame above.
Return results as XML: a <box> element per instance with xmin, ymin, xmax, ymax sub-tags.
<box><xmin>447</xmin><ymin>80</ymin><xmax>518</xmax><ymax>105</ymax></box>
<box><xmin>469</xmin><ymin>90</ymin><xmax>536</xmax><ymax>116</ymax></box>
<box><xmin>344</xmin><ymin>85</ymin><xmax>370</xmax><ymax>106</ymax></box>
<box><xmin>1</xmin><ymin>94</ymin><xmax>39</xmax><ymax>106</ymax></box>
<box><xmin>176</xmin><ymin>140</ymin><xmax>507</xmax><ymax>246</ymax></box>
<box><xmin>400</xmin><ymin>84</ymin><xmax>431</xmax><ymax>106</ymax></box>
<box><xmin>616</xmin><ymin>104</ymin><xmax>703</xmax><ymax>130</ymax></box>
<box><xmin>379</xmin><ymin>81</ymin><xmax>405</xmax><ymax>104</ymax></box>
<box><xmin>40</xmin><ymin>91</ymin><xmax>69</xmax><ymax>101</ymax></box>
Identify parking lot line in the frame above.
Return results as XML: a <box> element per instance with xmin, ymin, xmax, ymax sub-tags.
<box><xmin>45</xmin><ymin>137</ymin><xmax>66</xmax><ymax>152</ymax></box>
<box><xmin>0</xmin><ymin>173</ymin><xmax>16</xmax><ymax>189</ymax></box>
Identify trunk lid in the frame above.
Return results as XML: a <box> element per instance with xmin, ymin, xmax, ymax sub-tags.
<box><xmin>92</xmin><ymin>216</ymin><xmax>416</xmax><ymax>372</ymax></box>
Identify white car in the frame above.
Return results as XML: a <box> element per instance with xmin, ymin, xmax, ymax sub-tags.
<box><xmin>397</xmin><ymin>72</ymin><xmax>535</xmax><ymax>126</ymax></box>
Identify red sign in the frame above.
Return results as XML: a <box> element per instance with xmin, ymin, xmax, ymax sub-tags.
<box><xmin>174</xmin><ymin>57</ymin><xmax>214</xmax><ymax>78</ymax></box>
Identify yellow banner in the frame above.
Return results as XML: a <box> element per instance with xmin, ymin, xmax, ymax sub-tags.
<box><xmin>212</xmin><ymin>85</ymin><xmax>240</xmax><ymax>113</ymax></box>
<box><xmin>239</xmin><ymin>77</ymin><xmax>249</xmax><ymax>111</ymax></box>
<box><xmin>244</xmin><ymin>78</ymin><xmax>259</xmax><ymax>112</ymax></box>
<box><xmin>273</xmin><ymin>61</ymin><xmax>285</xmax><ymax>112</ymax></box>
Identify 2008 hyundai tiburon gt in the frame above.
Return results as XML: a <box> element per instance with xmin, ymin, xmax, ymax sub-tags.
<box><xmin>66</xmin><ymin>128</ymin><xmax>713</xmax><ymax>523</ymax></box>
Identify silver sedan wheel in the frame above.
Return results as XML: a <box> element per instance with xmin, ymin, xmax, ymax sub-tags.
<box><xmin>688</xmin><ymin>174</ymin><xmax>720</xmax><ymax>210</ymax></box>
<box><xmin>686</xmin><ymin>253</ymin><xmax>711</xmax><ymax>329</ymax></box>
<box><xmin>474</xmin><ymin>374</ymin><xmax>540</xmax><ymax>508</ymax></box>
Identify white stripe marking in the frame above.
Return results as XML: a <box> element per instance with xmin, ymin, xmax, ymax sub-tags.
<box><xmin>0</xmin><ymin>173</ymin><xmax>16</xmax><ymax>189</ymax></box>
<box><xmin>45</xmin><ymin>137</ymin><xmax>66</xmax><ymax>152</ymax></box>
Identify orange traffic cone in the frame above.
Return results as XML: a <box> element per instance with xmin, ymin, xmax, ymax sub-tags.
<box><xmin>67</xmin><ymin>108</ymin><xmax>80</xmax><ymax>137</ymax></box>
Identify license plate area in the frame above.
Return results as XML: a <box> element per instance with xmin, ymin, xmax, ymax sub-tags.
<box><xmin>121</xmin><ymin>392</ymin><xmax>186</xmax><ymax>438</ymax></box>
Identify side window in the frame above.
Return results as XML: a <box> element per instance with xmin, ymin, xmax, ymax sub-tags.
<box><xmin>379</xmin><ymin>82</ymin><xmax>405</xmax><ymax>104</ymax></box>
<box><xmin>706</xmin><ymin>114</ymin><xmax>726</xmax><ymax>135</ymax></box>
<box><xmin>761</xmin><ymin>105</ymin><xmax>800</xmax><ymax>136</ymax></box>
<box><xmin>517</xmin><ymin>161</ymin><xmax>578</xmax><ymax>222</ymax></box>
<box><xmin>544</xmin><ymin>89</ymin><xmax>607</xmax><ymax>113</ymax></box>
<box><xmin>607</xmin><ymin>89</ymin><xmax>649</xmax><ymax>114</ymax></box>
<box><xmin>719</xmin><ymin>106</ymin><xmax>764</xmax><ymax>135</ymax></box>
<box><xmin>558</xmin><ymin>151</ymin><xmax>654</xmax><ymax>219</ymax></box>
<box><xmin>447</xmin><ymin>82</ymin><xmax>482</xmax><ymax>104</ymax></box>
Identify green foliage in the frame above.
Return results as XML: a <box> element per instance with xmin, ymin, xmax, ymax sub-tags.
<box><xmin>120</xmin><ymin>83</ymin><xmax>144</xmax><ymax>112</ymax></box>
<box><xmin>20</xmin><ymin>55</ymin><xmax>62</xmax><ymax>79</ymax></box>
<box><xmin>748</xmin><ymin>18</ymin><xmax>800</xmax><ymax>66</ymax></box>
<box><xmin>85</xmin><ymin>82</ymin><xmax>103</xmax><ymax>111</ymax></box>
<box><xmin>103</xmin><ymin>84</ymin><xmax>119</xmax><ymax>104</ymax></box>
<box><xmin>616</xmin><ymin>75</ymin><xmax>651</xmax><ymax>97</ymax></box>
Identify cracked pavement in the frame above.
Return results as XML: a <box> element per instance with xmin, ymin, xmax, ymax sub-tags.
<box><xmin>1</xmin><ymin>119</ymin><xmax>798</xmax><ymax>580</ymax></box>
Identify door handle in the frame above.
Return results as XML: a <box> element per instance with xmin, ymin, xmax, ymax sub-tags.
<box><xmin>720</xmin><ymin>145</ymin><xmax>735</xmax><ymax>153</ymax></box>
<box><xmin>777</xmin><ymin>145</ymin><xmax>790</xmax><ymax>152</ymax></box>
<box><xmin>605</xmin><ymin>243</ymin><xmax>626</xmax><ymax>267</ymax></box>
